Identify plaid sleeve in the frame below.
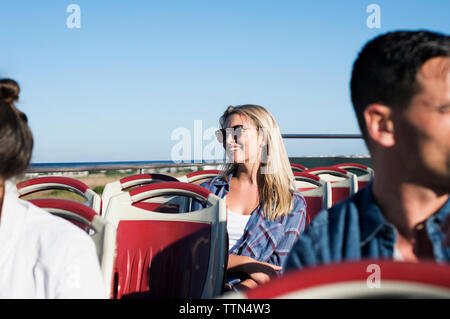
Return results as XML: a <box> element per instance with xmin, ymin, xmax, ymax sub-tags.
<box><xmin>268</xmin><ymin>192</ymin><xmax>307</xmax><ymax>269</ymax></box>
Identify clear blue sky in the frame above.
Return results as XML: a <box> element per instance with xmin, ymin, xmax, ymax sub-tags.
<box><xmin>1</xmin><ymin>0</ymin><xmax>449</xmax><ymax>163</ymax></box>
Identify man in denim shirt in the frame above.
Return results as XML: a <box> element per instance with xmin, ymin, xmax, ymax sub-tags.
<box><xmin>285</xmin><ymin>30</ymin><xmax>450</xmax><ymax>270</ymax></box>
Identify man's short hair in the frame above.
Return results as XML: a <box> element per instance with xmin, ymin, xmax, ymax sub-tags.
<box><xmin>350</xmin><ymin>30</ymin><xmax>450</xmax><ymax>140</ymax></box>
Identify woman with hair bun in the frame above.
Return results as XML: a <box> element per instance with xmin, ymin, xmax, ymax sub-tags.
<box><xmin>197</xmin><ymin>104</ymin><xmax>307</xmax><ymax>291</ymax></box>
<box><xmin>0</xmin><ymin>79</ymin><xmax>106</xmax><ymax>298</ymax></box>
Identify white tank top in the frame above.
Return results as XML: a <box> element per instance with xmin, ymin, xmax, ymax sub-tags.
<box><xmin>226</xmin><ymin>203</ymin><xmax>251</xmax><ymax>251</ymax></box>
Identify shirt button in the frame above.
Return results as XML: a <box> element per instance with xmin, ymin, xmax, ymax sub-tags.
<box><xmin>416</xmin><ymin>223</ymin><xmax>425</xmax><ymax>231</ymax></box>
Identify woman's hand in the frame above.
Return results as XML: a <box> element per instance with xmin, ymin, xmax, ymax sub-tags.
<box><xmin>243</xmin><ymin>260</ymin><xmax>282</xmax><ymax>285</ymax></box>
<box><xmin>227</xmin><ymin>254</ymin><xmax>282</xmax><ymax>286</ymax></box>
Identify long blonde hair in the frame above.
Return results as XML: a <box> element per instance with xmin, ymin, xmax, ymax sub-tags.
<box><xmin>219</xmin><ymin>104</ymin><xmax>295</xmax><ymax>221</ymax></box>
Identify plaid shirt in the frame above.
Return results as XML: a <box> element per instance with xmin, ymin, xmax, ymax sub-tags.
<box><xmin>196</xmin><ymin>174</ymin><xmax>307</xmax><ymax>271</ymax></box>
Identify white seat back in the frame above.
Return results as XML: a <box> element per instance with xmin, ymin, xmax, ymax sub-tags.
<box><xmin>304</xmin><ymin>167</ymin><xmax>358</xmax><ymax>206</ymax></box>
<box><xmin>101</xmin><ymin>173</ymin><xmax>180</xmax><ymax>216</ymax></box>
<box><xmin>294</xmin><ymin>172</ymin><xmax>332</xmax><ymax>224</ymax></box>
<box><xmin>104</xmin><ymin>182</ymin><xmax>226</xmax><ymax>299</ymax></box>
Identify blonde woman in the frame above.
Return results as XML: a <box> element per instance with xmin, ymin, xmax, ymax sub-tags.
<box><xmin>197</xmin><ymin>104</ymin><xmax>306</xmax><ymax>291</ymax></box>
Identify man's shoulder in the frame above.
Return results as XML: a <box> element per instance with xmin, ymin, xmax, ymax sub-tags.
<box><xmin>309</xmin><ymin>189</ymin><xmax>366</xmax><ymax>230</ymax></box>
<box><xmin>284</xmin><ymin>189</ymin><xmax>370</xmax><ymax>270</ymax></box>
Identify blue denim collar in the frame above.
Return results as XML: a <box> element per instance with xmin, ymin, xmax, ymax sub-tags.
<box><xmin>427</xmin><ymin>196</ymin><xmax>450</xmax><ymax>223</ymax></box>
<box><xmin>358</xmin><ymin>183</ymin><xmax>395</xmax><ymax>247</ymax></box>
<box><xmin>359</xmin><ymin>182</ymin><xmax>450</xmax><ymax>247</ymax></box>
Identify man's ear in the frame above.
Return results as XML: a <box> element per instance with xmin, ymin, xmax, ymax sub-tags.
<box><xmin>363</xmin><ymin>104</ymin><xmax>395</xmax><ymax>147</ymax></box>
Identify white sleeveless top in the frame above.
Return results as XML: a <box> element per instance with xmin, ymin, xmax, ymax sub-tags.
<box><xmin>225</xmin><ymin>196</ymin><xmax>251</xmax><ymax>251</ymax></box>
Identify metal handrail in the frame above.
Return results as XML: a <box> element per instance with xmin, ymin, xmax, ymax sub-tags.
<box><xmin>282</xmin><ymin>134</ymin><xmax>363</xmax><ymax>139</ymax></box>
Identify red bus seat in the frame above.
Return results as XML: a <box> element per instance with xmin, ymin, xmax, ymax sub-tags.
<box><xmin>304</xmin><ymin>167</ymin><xmax>358</xmax><ymax>206</ymax></box>
<box><xmin>290</xmin><ymin>163</ymin><xmax>308</xmax><ymax>172</ymax></box>
<box><xmin>104</xmin><ymin>182</ymin><xmax>227</xmax><ymax>299</ymax></box>
<box><xmin>178</xmin><ymin>169</ymin><xmax>221</xmax><ymax>184</ymax></box>
<box><xmin>17</xmin><ymin>176</ymin><xmax>102</xmax><ymax>214</ymax></box>
<box><xmin>332</xmin><ymin>163</ymin><xmax>374</xmax><ymax>190</ymax></box>
<box><xmin>225</xmin><ymin>260</ymin><xmax>450</xmax><ymax>299</ymax></box>
<box><xmin>101</xmin><ymin>173</ymin><xmax>180</xmax><ymax>216</ymax></box>
<box><xmin>294</xmin><ymin>172</ymin><xmax>332</xmax><ymax>225</ymax></box>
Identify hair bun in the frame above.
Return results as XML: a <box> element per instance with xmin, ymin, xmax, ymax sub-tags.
<box><xmin>0</xmin><ymin>78</ymin><xmax>20</xmax><ymax>103</ymax></box>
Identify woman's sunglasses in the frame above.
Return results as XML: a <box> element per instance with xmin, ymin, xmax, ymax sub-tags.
<box><xmin>215</xmin><ymin>125</ymin><xmax>248</xmax><ymax>144</ymax></box>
